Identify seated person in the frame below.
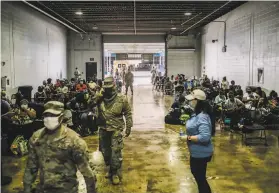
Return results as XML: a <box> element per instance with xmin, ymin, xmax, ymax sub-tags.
<box><xmin>234</xmin><ymin>85</ymin><xmax>243</xmax><ymax>100</ymax></box>
<box><xmin>255</xmin><ymin>87</ymin><xmax>267</xmax><ymax>106</ymax></box>
<box><xmin>34</xmin><ymin>86</ymin><xmax>47</xmax><ymax>103</ymax></box>
<box><xmin>174</xmin><ymin>84</ymin><xmax>185</xmax><ymax>102</ymax></box>
<box><xmin>61</xmin><ymin>81</ymin><xmax>69</xmax><ymax>94</ymax></box>
<box><xmin>165</xmin><ymin>96</ymin><xmax>190</xmax><ymax>125</ymax></box>
<box><xmin>164</xmin><ymin>77</ymin><xmax>173</xmax><ymax>95</ymax></box>
<box><xmin>229</xmin><ymin>80</ymin><xmax>236</xmax><ymax>92</ymax></box>
<box><xmin>1</xmin><ymin>98</ymin><xmax>11</xmax><ymax>115</ymax></box>
<box><xmin>214</xmin><ymin>90</ymin><xmax>226</xmax><ymax>119</ymax></box>
<box><xmin>11</xmin><ymin>99</ymin><xmax>36</xmax><ymax>124</ymax></box>
<box><xmin>76</xmin><ymin>80</ymin><xmax>88</xmax><ymax>92</ymax></box>
<box><xmin>55</xmin><ymin>79</ymin><xmax>61</xmax><ymax>88</ymax></box>
<box><xmin>1</xmin><ymin>90</ymin><xmax>11</xmax><ymax>104</ymax></box>
<box><xmin>202</xmin><ymin>78</ymin><xmax>211</xmax><ymax>88</ymax></box>
<box><xmin>268</xmin><ymin>91</ymin><xmax>279</xmax><ymax>110</ymax></box>
<box><xmin>215</xmin><ymin>90</ymin><xmax>226</xmax><ymax>106</ymax></box>
<box><xmin>170</xmin><ymin>75</ymin><xmax>174</xmax><ymax>83</ymax></box>
<box><xmin>88</xmin><ymin>79</ymin><xmax>97</xmax><ymax>90</ymax></box>
<box><xmin>224</xmin><ymin>91</ymin><xmax>245</xmax><ymax>129</ymax></box>
<box><xmin>63</xmin><ymin>106</ymin><xmax>73</xmax><ymax>128</ymax></box>
<box><xmin>46</xmin><ymin>78</ymin><xmax>54</xmax><ymax>91</ymax></box>
<box><xmin>67</xmin><ymin>92</ymin><xmax>96</xmax><ymax>135</ymax></box>
<box><xmin>243</xmin><ymin>87</ymin><xmax>259</xmax><ymax>109</ymax></box>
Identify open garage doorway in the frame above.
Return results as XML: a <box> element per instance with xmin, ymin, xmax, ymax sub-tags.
<box><xmin>103</xmin><ymin>43</ymin><xmax>165</xmax><ymax>86</ymax></box>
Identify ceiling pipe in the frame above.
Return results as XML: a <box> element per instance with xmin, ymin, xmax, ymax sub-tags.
<box><xmin>134</xmin><ymin>0</ymin><xmax>137</xmax><ymax>35</ymax></box>
<box><xmin>21</xmin><ymin>0</ymin><xmax>84</xmax><ymax>34</ymax></box>
<box><xmin>181</xmin><ymin>12</ymin><xmax>202</xmax><ymax>26</ymax></box>
<box><xmin>36</xmin><ymin>1</ymin><xmax>86</xmax><ymax>33</ymax></box>
<box><xmin>180</xmin><ymin>1</ymin><xmax>231</xmax><ymax>35</ymax></box>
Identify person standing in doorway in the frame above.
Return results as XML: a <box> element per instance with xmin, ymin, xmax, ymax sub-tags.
<box><xmin>185</xmin><ymin>89</ymin><xmax>213</xmax><ymax>193</ymax></box>
<box><xmin>125</xmin><ymin>67</ymin><xmax>134</xmax><ymax>95</ymax></box>
<box><xmin>97</xmin><ymin>76</ymin><xmax>133</xmax><ymax>185</ymax></box>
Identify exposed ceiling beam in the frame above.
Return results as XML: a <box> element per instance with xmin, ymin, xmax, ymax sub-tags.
<box><xmin>21</xmin><ymin>0</ymin><xmax>83</xmax><ymax>33</ymax></box>
<box><xmin>134</xmin><ymin>0</ymin><xmax>136</xmax><ymax>35</ymax></box>
<box><xmin>181</xmin><ymin>1</ymin><xmax>231</xmax><ymax>35</ymax></box>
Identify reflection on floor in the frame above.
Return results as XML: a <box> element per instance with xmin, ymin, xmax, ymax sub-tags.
<box><xmin>2</xmin><ymin>85</ymin><xmax>279</xmax><ymax>193</ymax></box>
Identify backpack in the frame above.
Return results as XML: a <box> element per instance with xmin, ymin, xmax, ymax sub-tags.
<box><xmin>10</xmin><ymin>136</ymin><xmax>29</xmax><ymax>156</ymax></box>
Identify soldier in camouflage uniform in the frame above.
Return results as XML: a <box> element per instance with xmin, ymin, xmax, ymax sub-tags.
<box><xmin>97</xmin><ymin>76</ymin><xmax>133</xmax><ymax>185</ymax></box>
<box><xmin>124</xmin><ymin>67</ymin><xmax>134</xmax><ymax>95</ymax></box>
<box><xmin>23</xmin><ymin>101</ymin><xmax>96</xmax><ymax>193</ymax></box>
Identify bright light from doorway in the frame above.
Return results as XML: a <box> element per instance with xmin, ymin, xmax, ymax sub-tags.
<box><xmin>184</xmin><ymin>12</ymin><xmax>192</xmax><ymax>16</ymax></box>
<box><xmin>75</xmin><ymin>11</ymin><xmax>83</xmax><ymax>15</ymax></box>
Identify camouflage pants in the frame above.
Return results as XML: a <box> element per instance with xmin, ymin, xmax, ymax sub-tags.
<box><xmin>125</xmin><ymin>83</ymin><xmax>133</xmax><ymax>94</ymax></box>
<box><xmin>99</xmin><ymin>129</ymin><xmax>123</xmax><ymax>174</ymax></box>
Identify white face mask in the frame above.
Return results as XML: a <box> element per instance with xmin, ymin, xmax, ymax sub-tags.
<box><xmin>44</xmin><ymin>116</ymin><xmax>61</xmax><ymax>130</ymax></box>
<box><xmin>21</xmin><ymin>104</ymin><xmax>28</xmax><ymax>109</ymax></box>
<box><xmin>11</xmin><ymin>99</ymin><xmax>16</xmax><ymax>105</ymax></box>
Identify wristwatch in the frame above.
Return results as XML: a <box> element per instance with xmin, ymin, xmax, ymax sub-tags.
<box><xmin>187</xmin><ymin>136</ymin><xmax>191</xmax><ymax>141</ymax></box>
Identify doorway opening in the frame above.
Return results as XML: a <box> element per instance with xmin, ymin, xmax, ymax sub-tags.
<box><xmin>85</xmin><ymin>62</ymin><xmax>97</xmax><ymax>81</ymax></box>
<box><xmin>103</xmin><ymin>43</ymin><xmax>165</xmax><ymax>86</ymax></box>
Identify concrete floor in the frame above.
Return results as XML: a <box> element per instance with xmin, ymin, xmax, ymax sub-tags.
<box><xmin>2</xmin><ymin>80</ymin><xmax>279</xmax><ymax>193</ymax></box>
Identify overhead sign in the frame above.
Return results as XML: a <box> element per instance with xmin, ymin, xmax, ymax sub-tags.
<box><xmin>90</xmin><ymin>58</ymin><xmax>94</xmax><ymax>61</ymax></box>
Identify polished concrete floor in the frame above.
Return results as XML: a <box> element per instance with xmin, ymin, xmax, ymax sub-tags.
<box><xmin>2</xmin><ymin>79</ymin><xmax>279</xmax><ymax>193</ymax></box>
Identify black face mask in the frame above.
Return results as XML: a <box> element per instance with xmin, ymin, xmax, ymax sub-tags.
<box><xmin>103</xmin><ymin>88</ymin><xmax>113</xmax><ymax>98</ymax></box>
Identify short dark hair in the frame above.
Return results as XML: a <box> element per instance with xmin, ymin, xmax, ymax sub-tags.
<box><xmin>194</xmin><ymin>100</ymin><xmax>212</xmax><ymax>115</ymax></box>
<box><xmin>178</xmin><ymin>96</ymin><xmax>185</xmax><ymax>103</ymax></box>
<box><xmin>228</xmin><ymin>91</ymin><xmax>234</xmax><ymax>96</ymax></box>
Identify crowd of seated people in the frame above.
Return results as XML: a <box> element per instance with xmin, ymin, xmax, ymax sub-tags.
<box><xmin>1</xmin><ymin>74</ymin><xmax>104</xmax><ymax>151</ymax></box>
<box><xmin>164</xmin><ymin>74</ymin><xmax>279</xmax><ymax>134</ymax></box>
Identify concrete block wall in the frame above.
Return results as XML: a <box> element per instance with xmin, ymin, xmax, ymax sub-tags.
<box><xmin>67</xmin><ymin>31</ymin><xmax>102</xmax><ymax>80</ymax></box>
<box><xmin>167</xmin><ymin>35</ymin><xmax>201</xmax><ymax>78</ymax></box>
<box><xmin>202</xmin><ymin>1</ymin><xmax>279</xmax><ymax>91</ymax></box>
<box><xmin>1</xmin><ymin>2</ymin><xmax>67</xmax><ymax>96</ymax></box>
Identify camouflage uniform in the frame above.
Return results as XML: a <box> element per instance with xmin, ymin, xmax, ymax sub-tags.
<box><xmin>97</xmin><ymin>77</ymin><xmax>133</xmax><ymax>181</ymax></box>
<box><xmin>23</xmin><ymin>101</ymin><xmax>96</xmax><ymax>193</ymax></box>
<box><xmin>125</xmin><ymin>71</ymin><xmax>134</xmax><ymax>95</ymax></box>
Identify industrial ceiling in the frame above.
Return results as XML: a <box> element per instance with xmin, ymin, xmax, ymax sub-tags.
<box><xmin>26</xmin><ymin>1</ymin><xmax>246</xmax><ymax>35</ymax></box>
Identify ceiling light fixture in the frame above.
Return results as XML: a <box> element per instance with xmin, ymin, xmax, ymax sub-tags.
<box><xmin>171</xmin><ymin>27</ymin><xmax>177</xmax><ymax>30</ymax></box>
<box><xmin>75</xmin><ymin>11</ymin><xmax>83</xmax><ymax>15</ymax></box>
<box><xmin>184</xmin><ymin>12</ymin><xmax>192</xmax><ymax>16</ymax></box>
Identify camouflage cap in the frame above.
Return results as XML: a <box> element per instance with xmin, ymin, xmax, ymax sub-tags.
<box><xmin>43</xmin><ymin>101</ymin><xmax>64</xmax><ymax>115</ymax></box>
<box><xmin>103</xmin><ymin>76</ymin><xmax>114</xmax><ymax>88</ymax></box>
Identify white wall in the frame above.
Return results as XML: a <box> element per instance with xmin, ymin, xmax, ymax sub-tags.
<box><xmin>202</xmin><ymin>1</ymin><xmax>279</xmax><ymax>91</ymax></box>
<box><xmin>167</xmin><ymin>35</ymin><xmax>201</xmax><ymax>78</ymax></box>
<box><xmin>67</xmin><ymin>32</ymin><xmax>102</xmax><ymax>80</ymax></box>
<box><xmin>1</xmin><ymin>2</ymin><xmax>67</xmax><ymax>96</ymax></box>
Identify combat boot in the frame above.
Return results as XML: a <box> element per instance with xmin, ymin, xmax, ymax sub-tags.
<box><xmin>105</xmin><ymin>166</ymin><xmax>112</xmax><ymax>179</ymax></box>
<box><xmin>105</xmin><ymin>172</ymin><xmax>112</xmax><ymax>178</ymax></box>
<box><xmin>112</xmin><ymin>175</ymin><xmax>120</xmax><ymax>185</ymax></box>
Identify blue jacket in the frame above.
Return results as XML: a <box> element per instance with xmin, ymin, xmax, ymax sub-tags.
<box><xmin>186</xmin><ymin>112</ymin><xmax>213</xmax><ymax>158</ymax></box>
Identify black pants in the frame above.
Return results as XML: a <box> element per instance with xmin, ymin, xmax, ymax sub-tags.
<box><xmin>190</xmin><ymin>156</ymin><xmax>212</xmax><ymax>193</ymax></box>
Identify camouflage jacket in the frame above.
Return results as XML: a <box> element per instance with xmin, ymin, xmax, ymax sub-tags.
<box><xmin>125</xmin><ymin>72</ymin><xmax>134</xmax><ymax>84</ymax></box>
<box><xmin>97</xmin><ymin>93</ymin><xmax>133</xmax><ymax>131</ymax></box>
<box><xmin>23</xmin><ymin>125</ymin><xmax>96</xmax><ymax>193</ymax></box>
